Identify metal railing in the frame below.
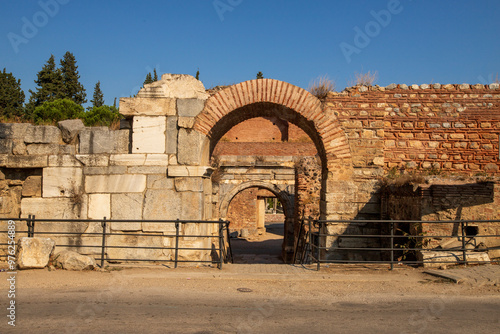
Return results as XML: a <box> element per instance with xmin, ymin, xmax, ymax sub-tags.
<box><xmin>298</xmin><ymin>219</ymin><xmax>500</xmax><ymax>270</ymax></box>
<box><xmin>1</xmin><ymin>217</ymin><xmax>232</xmax><ymax>269</ymax></box>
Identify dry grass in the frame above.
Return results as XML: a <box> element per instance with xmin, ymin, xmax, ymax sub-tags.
<box><xmin>349</xmin><ymin>70</ymin><xmax>378</xmax><ymax>86</ymax></box>
<box><xmin>308</xmin><ymin>76</ymin><xmax>335</xmax><ymax>99</ymax></box>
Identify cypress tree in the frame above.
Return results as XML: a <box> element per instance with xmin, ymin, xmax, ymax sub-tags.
<box><xmin>153</xmin><ymin>69</ymin><xmax>158</xmax><ymax>82</ymax></box>
<box><xmin>90</xmin><ymin>81</ymin><xmax>104</xmax><ymax>108</ymax></box>
<box><xmin>195</xmin><ymin>69</ymin><xmax>200</xmax><ymax>80</ymax></box>
<box><xmin>144</xmin><ymin>73</ymin><xmax>153</xmax><ymax>86</ymax></box>
<box><xmin>60</xmin><ymin>51</ymin><xmax>87</xmax><ymax>105</ymax></box>
<box><xmin>26</xmin><ymin>55</ymin><xmax>63</xmax><ymax>116</ymax></box>
<box><xmin>0</xmin><ymin>68</ymin><xmax>25</xmax><ymax>119</ymax></box>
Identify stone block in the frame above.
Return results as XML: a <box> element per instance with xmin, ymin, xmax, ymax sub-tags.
<box><xmin>58</xmin><ymin>119</ymin><xmax>85</xmax><ymax>143</ymax></box>
<box><xmin>177</xmin><ymin>98</ymin><xmax>205</xmax><ymax>117</ymax></box>
<box><xmin>136</xmin><ymin>73</ymin><xmax>208</xmax><ymax>99</ymax></box>
<box><xmin>142</xmin><ymin>189</ymin><xmax>180</xmax><ymax>233</ymax></box>
<box><xmin>174</xmin><ymin>177</ymin><xmax>204</xmax><ymax>192</ymax></box>
<box><xmin>79</xmin><ymin>128</ymin><xmax>129</xmax><ymax>154</ymax></box>
<box><xmin>26</xmin><ymin>143</ymin><xmax>60</xmax><ymax>155</ymax></box>
<box><xmin>147</xmin><ymin>175</ymin><xmax>174</xmax><ymax>189</ymax></box>
<box><xmin>167</xmin><ymin>166</ymin><xmax>212</xmax><ymax>177</ymax></box>
<box><xmin>85</xmin><ymin>174</ymin><xmax>146</xmax><ymax>193</ymax></box>
<box><xmin>22</xmin><ymin>176</ymin><xmax>42</xmax><ymax>197</ymax></box>
<box><xmin>111</xmin><ymin>193</ymin><xmax>143</xmax><ymax>231</ymax></box>
<box><xmin>52</xmin><ymin>250</ymin><xmax>97</xmax><ymax>270</ymax></box>
<box><xmin>75</xmin><ymin>154</ymin><xmax>110</xmax><ymax>167</ymax></box>
<box><xmin>83</xmin><ymin>166</ymin><xmax>127</xmax><ymax>175</ymax></box>
<box><xmin>21</xmin><ymin>198</ymin><xmax>81</xmax><ymax>219</ymax></box>
<box><xmin>16</xmin><ymin>237</ymin><xmax>55</xmax><ymax>269</ymax></box>
<box><xmin>127</xmin><ymin>166</ymin><xmax>167</xmax><ymax>174</ymax></box>
<box><xmin>177</xmin><ymin>128</ymin><xmax>203</xmax><ymax>165</ymax></box>
<box><xmin>6</xmin><ymin>155</ymin><xmax>48</xmax><ymax>168</ymax></box>
<box><xmin>145</xmin><ymin>154</ymin><xmax>169</xmax><ymax>166</ymax></box>
<box><xmin>48</xmin><ymin>155</ymin><xmax>82</xmax><ymax>167</ymax></box>
<box><xmin>166</xmin><ymin>116</ymin><xmax>178</xmax><ymax>154</ymax></box>
<box><xmin>107</xmin><ymin>233</ymin><xmax>167</xmax><ymax>261</ymax></box>
<box><xmin>88</xmin><ymin>194</ymin><xmax>110</xmax><ymax>219</ymax></box>
<box><xmin>178</xmin><ymin>117</ymin><xmax>195</xmax><ymax>128</ymax></box>
<box><xmin>12</xmin><ymin>139</ymin><xmax>27</xmax><ymax>155</ymax></box>
<box><xmin>0</xmin><ymin>123</ymin><xmax>29</xmax><ymax>139</ymax></box>
<box><xmin>110</xmin><ymin>154</ymin><xmax>146</xmax><ymax>166</ymax></box>
<box><xmin>181</xmin><ymin>192</ymin><xmax>203</xmax><ymax>220</ymax></box>
<box><xmin>0</xmin><ymin>139</ymin><xmax>12</xmax><ymax>154</ymax></box>
<box><xmin>417</xmin><ymin>250</ymin><xmax>490</xmax><ymax>268</ymax></box>
<box><xmin>132</xmin><ymin>116</ymin><xmax>166</xmax><ymax>153</ymax></box>
<box><xmin>24</xmin><ymin>125</ymin><xmax>61</xmax><ymax>144</ymax></box>
<box><xmin>43</xmin><ymin>167</ymin><xmax>83</xmax><ymax>198</ymax></box>
<box><xmin>119</xmin><ymin>97</ymin><xmax>176</xmax><ymax>116</ymax></box>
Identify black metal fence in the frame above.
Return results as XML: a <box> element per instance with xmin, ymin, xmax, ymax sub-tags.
<box><xmin>1</xmin><ymin>217</ymin><xmax>232</xmax><ymax>269</ymax></box>
<box><xmin>298</xmin><ymin>219</ymin><xmax>500</xmax><ymax>270</ymax></box>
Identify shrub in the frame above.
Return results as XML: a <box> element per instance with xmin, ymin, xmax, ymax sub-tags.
<box><xmin>308</xmin><ymin>76</ymin><xmax>335</xmax><ymax>99</ymax></box>
<box><xmin>32</xmin><ymin>99</ymin><xmax>83</xmax><ymax>124</ymax></box>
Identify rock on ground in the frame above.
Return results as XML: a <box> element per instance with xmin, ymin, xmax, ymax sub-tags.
<box><xmin>17</xmin><ymin>237</ymin><xmax>55</xmax><ymax>269</ymax></box>
<box><xmin>52</xmin><ymin>250</ymin><xmax>97</xmax><ymax>271</ymax></box>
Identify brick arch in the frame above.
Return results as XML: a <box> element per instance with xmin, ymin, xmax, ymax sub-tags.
<box><xmin>194</xmin><ymin>79</ymin><xmax>352</xmax><ymax>169</ymax></box>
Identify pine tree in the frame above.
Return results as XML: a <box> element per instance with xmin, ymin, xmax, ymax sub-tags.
<box><xmin>195</xmin><ymin>69</ymin><xmax>200</xmax><ymax>80</ymax></box>
<box><xmin>144</xmin><ymin>73</ymin><xmax>153</xmax><ymax>86</ymax></box>
<box><xmin>256</xmin><ymin>71</ymin><xmax>264</xmax><ymax>79</ymax></box>
<box><xmin>153</xmin><ymin>69</ymin><xmax>158</xmax><ymax>82</ymax></box>
<box><xmin>0</xmin><ymin>68</ymin><xmax>25</xmax><ymax>119</ymax></box>
<box><xmin>113</xmin><ymin>97</ymin><xmax>117</xmax><ymax>109</ymax></box>
<box><xmin>90</xmin><ymin>81</ymin><xmax>104</xmax><ymax>108</ymax></box>
<box><xmin>26</xmin><ymin>55</ymin><xmax>63</xmax><ymax>116</ymax></box>
<box><xmin>60</xmin><ymin>51</ymin><xmax>86</xmax><ymax>105</ymax></box>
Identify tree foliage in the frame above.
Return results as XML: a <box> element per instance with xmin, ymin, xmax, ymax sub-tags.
<box><xmin>0</xmin><ymin>68</ymin><xmax>25</xmax><ymax>119</ymax></box>
<box><xmin>153</xmin><ymin>69</ymin><xmax>158</xmax><ymax>82</ymax></box>
<box><xmin>90</xmin><ymin>81</ymin><xmax>104</xmax><ymax>108</ymax></box>
<box><xmin>60</xmin><ymin>51</ymin><xmax>87</xmax><ymax>105</ymax></box>
<box><xmin>81</xmin><ymin>105</ymin><xmax>121</xmax><ymax>127</ymax></box>
<box><xmin>26</xmin><ymin>55</ymin><xmax>63</xmax><ymax>116</ymax></box>
<box><xmin>32</xmin><ymin>99</ymin><xmax>84</xmax><ymax>124</ymax></box>
<box><xmin>144</xmin><ymin>73</ymin><xmax>153</xmax><ymax>86</ymax></box>
<box><xmin>256</xmin><ymin>71</ymin><xmax>264</xmax><ymax>79</ymax></box>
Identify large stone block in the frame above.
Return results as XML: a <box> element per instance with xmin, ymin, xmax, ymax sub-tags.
<box><xmin>166</xmin><ymin>116</ymin><xmax>178</xmax><ymax>154</ymax></box>
<box><xmin>43</xmin><ymin>167</ymin><xmax>83</xmax><ymax>198</ymax></box>
<box><xmin>52</xmin><ymin>250</ymin><xmax>97</xmax><ymax>270</ymax></box>
<box><xmin>21</xmin><ymin>198</ymin><xmax>81</xmax><ymax>219</ymax></box>
<box><xmin>58</xmin><ymin>119</ymin><xmax>85</xmax><ymax>143</ymax></box>
<box><xmin>147</xmin><ymin>175</ymin><xmax>174</xmax><ymax>190</ymax></box>
<box><xmin>110</xmin><ymin>154</ymin><xmax>146</xmax><ymax>166</ymax></box>
<box><xmin>174</xmin><ymin>177</ymin><xmax>203</xmax><ymax>192</ymax></box>
<box><xmin>85</xmin><ymin>174</ymin><xmax>146</xmax><ymax>193</ymax></box>
<box><xmin>119</xmin><ymin>97</ymin><xmax>176</xmax><ymax>116</ymax></box>
<box><xmin>136</xmin><ymin>74</ymin><xmax>209</xmax><ymax>99</ymax></box>
<box><xmin>6</xmin><ymin>155</ymin><xmax>48</xmax><ymax>168</ymax></box>
<box><xmin>0</xmin><ymin>139</ymin><xmax>12</xmax><ymax>154</ymax></box>
<box><xmin>181</xmin><ymin>192</ymin><xmax>203</xmax><ymax>220</ymax></box>
<box><xmin>177</xmin><ymin>128</ymin><xmax>203</xmax><ymax>165</ymax></box>
<box><xmin>167</xmin><ymin>166</ymin><xmax>212</xmax><ymax>177</ymax></box>
<box><xmin>0</xmin><ymin>123</ymin><xmax>29</xmax><ymax>139</ymax></box>
<box><xmin>48</xmin><ymin>155</ymin><xmax>82</xmax><ymax>167</ymax></box>
<box><xmin>16</xmin><ymin>237</ymin><xmax>55</xmax><ymax>269</ymax></box>
<box><xmin>111</xmin><ymin>193</ymin><xmax>143</xmax><ymax>231</ymax></box>
<box><xmin>79</xmin><ymin>128</ymin><xmax>129</xmax><ymax>154</ymax></box>
<box><xmin>145</xmin><ymin>154</ymin><xmax>169</xmax><ymax>166</ymax></box>
<box><xmin>24</xmin><ymin>125</ymin><xmax>61</xmax><ymax>144</ymax></box>
<box><xmin>88</xmin><ymin>194</ymin><xmax>110</xmax><ymax>219</ymax></box>
<box><xmin>142</xmin><ymin>189</ymin><xmax>180</xmax><ymax>233</ymax></box>
<box><xmin>177</xmin><ymin>98</ymin><xmax>205</xmax><ymax>117</ymax></box>
<box><xmin>75</xmin><ymin>154</ymin><xmax>110</xmax><ymax>167</ymax></box>
<box><xmin>106</xmin><ymin>233</ymin><xmax>168</xmax><ymax>261</ymax></box>
<box><xmin>26</xmin><ymin>143</ymin><xmax>60</xmax><ymax>155</ymax></box>
<box><xmin>132</xmin><ymin>116</ymin><xmax>166</xmax><ymax>153</ymax></box>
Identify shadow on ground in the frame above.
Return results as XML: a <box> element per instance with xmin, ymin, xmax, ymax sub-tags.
<box><xmin>230</xmin><ymin>223</ymin><xmax>284</xmax><ymax>264</ymax></box>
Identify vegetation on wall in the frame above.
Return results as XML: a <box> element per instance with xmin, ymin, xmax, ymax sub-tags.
<box><xmin>308</xmin><ymin>75</ymin><xmax>335</xmax><ymax>99</ymax></box>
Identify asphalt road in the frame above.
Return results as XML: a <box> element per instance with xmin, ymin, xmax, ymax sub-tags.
<box><xmin>2</xmin><ymin>267</ymin><xmax>499</xmax><ymax>334</ymax></box>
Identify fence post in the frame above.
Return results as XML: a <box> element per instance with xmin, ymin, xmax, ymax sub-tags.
<box><xmin>390</xmin><ymin>221</ymin><xmax>394</xmax><ymax>270</ymax></box>
<box><xmin>316</xmin><ymin>220</ymin><xmax>320</xmax><ymax>271</ymax></box>
<box><xmin>174</xmin><ymin>219</ymin><xmax>180</xmax><ymax>268</ymax></box>
<box><xmin>27</xmin><ymin>215</ymin><xmax>31</xmax><ymax>237</ymax></box>
<box><xmin>100</xmin><ymin>217</ymin><xmax>107</xmax><ymax>268</ymax></box>
<box><xmin>218</xmin><ymin>219</ymin><xmax>224</xmax><ymax>270</ymax></box>
<box><xmin>461</xmin><ymin>221</ymin><xmax>467</xmax><ymax>266</ymax></box>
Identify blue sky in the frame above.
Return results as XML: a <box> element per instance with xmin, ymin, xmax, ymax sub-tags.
<box><xmin>1</xmin><ymin>0</ymin><xmax>499</xmax><ymax>107</ymax></box>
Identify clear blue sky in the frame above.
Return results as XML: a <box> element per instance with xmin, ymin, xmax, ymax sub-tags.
<box><xmin>1</xmin><ymin>0</ymin><xmax>499</xmax><ymax>107</ymax></box>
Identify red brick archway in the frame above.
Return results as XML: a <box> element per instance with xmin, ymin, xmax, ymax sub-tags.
<box><xmin>194</xmin><ymin>79</ymin><xmax>352</xmax><ymax>170</ymax></box>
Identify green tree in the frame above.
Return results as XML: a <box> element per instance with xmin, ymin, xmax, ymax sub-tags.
<box><xmin>195</xmin><ymin>69</ymin><xmax>200</xmax><ymax>80</ymax></box>
<box><xmin>81</xmin><ymin>105</ymin><xmax>121</xmax><ymax>127</ymax></box>
<box><xmin>60</xmin><ymin>51</ymin><xmax>86</xmax><ymax>105</ymax></box>
<box><xmin>90</xmin><ymin>81</ymin><xmax>104</xmax><ymax>108</ymax></box>
<box><xmin>26</xmin><ymin>55</ymin><xmax>63</xmax><ymax>117</ymax></box>
<box><xmin>32</xmin><ymin>98</ymin><xmax>84</xmax><ymax>124</ymax></box>
<box><xmin>0</xmin><ymin>68</ymin><xmax>25</xmax><ymax>119</ymax></box>
<box><xmin>153</xmin><ymin>69</ymin><xmax>158</xmax><ymax>82</ymax></box>
<box><xmin>144</xmin><ymin>73</ymin><xmax>153</xmax><ymax>86</ymax></box>
<box><xmin>256</xmin><ymin>71</ymin><xmax>264</xmax><ymax>79</ymax></box>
